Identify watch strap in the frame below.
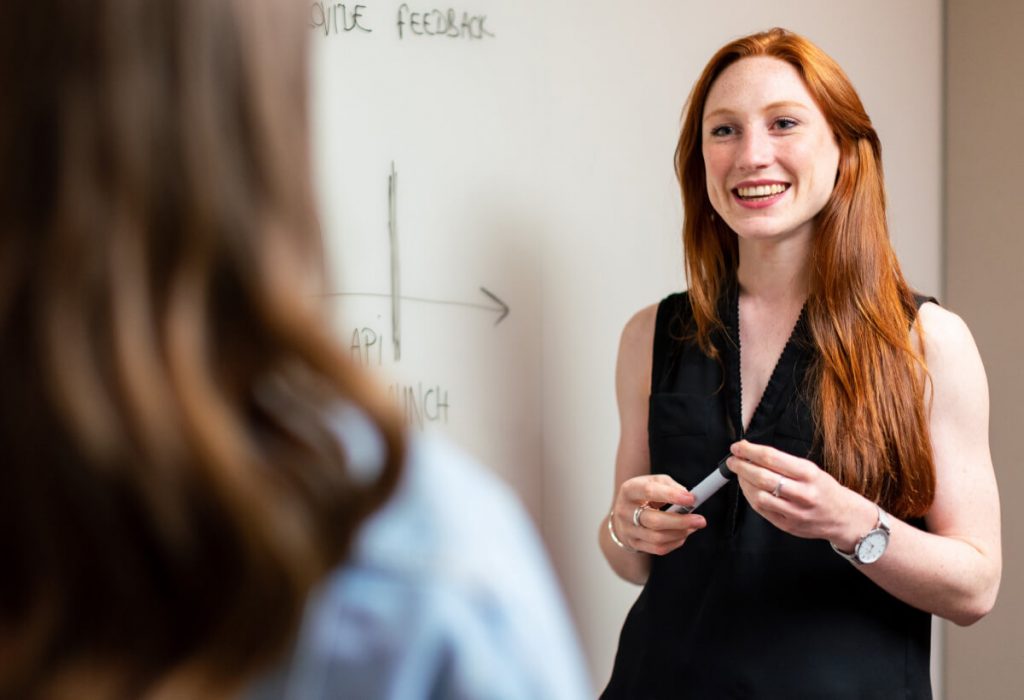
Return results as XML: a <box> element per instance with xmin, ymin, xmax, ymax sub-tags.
<box><xmin>830</xmin><ymin>540</ymin><xmax>859</xmax><ymax>563</ymax></box>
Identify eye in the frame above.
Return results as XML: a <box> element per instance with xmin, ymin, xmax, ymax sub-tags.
<box><xmin>709</xmin><ymin>125</ymin><xmax>735</xmax><ymax>137</ymax></box>
<box><xmin>773</xmin><ymin>117</ymin><xmax>799</xmax><ymax>130</ymax></box>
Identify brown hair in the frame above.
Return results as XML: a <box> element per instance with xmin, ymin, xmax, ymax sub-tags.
<box><xmin>675</xmin><ymin>28</ymin><xmax>934</xmax><ymax>518</ymax></box>
<box><xmin>0</xmin><ymin>0</ymin><xmax>405</xmax><ymax>696</ymax></box>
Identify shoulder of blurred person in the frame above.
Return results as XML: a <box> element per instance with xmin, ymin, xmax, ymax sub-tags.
<box><xmin>247</xmin><ymin>405</ymin><xmax>592</xmax><ymax>700</ymax></box>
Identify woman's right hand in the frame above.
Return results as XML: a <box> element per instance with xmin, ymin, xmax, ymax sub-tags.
<box><xmin>603</xmin><ymin>305</ymin><xmax>707</xmax><ymax>582</ymax></box>
<box><xmin>612</xmin><ymin>474</ymin><xmax>707</xmax><ymax>556</ymax></box>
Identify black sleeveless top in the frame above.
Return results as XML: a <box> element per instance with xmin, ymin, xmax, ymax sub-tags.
<box><xmin>601</xmin><ymin>288</ymin><xmax>933</xmax><ymax>700</ymax></box>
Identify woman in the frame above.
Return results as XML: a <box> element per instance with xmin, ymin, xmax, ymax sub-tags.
<box><xmin>0</xmin><ymin>1</ymin><xmax>589</xmax><ymax>698</ymax></box>
<box><xmin>599</xmin><ymin>28</ymin><xmax>1001</xmax><ymax>698</ymax></box>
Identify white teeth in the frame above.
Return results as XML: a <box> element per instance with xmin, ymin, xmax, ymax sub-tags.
<box><xmin>737</xmin><ymin>183</ymin><xmax>787</xmax><ymax>198</ymax></box>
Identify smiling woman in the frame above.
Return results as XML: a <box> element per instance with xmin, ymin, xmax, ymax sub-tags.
<box><xmin>599</xmin><ymin>27</ymin><xmax>1001</xmax><ymax>699</ymax></box>
<box><xmin>701</xmin><ymin>57</ymin><xmax>840</xmax><ymax>245</ymax></box>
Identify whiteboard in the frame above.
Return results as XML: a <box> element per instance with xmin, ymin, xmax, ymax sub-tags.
<box><xmin>311</xmin><ymin>1</ymin><xmax>551</xmax><ymax>516</ymax></box>
<box><xmin>309</xmin><ymin>0</ymin><xmax>942</xmax><ymax>690</ymax></box>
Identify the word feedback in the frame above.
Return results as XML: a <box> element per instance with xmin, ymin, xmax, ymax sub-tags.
<box><xmin>396</xmin><ymin>5</ymin><xmax>494</xmax><ymax>40</ymax></box>
<box><xmin>310</xmin><ymin>3</ymin><xmax>371</xmax><ymax>37</ymax></box>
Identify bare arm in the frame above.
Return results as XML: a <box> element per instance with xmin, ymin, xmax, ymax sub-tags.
<box><xmin>864</xmin><ymin>303</ymin><xmax>1001</xmax><ymax>623</ymax></box>
<box><xmin>597</xmin><ymin>305</ymin><xmax>704</xmax><ymax>585</ymax></box>
<box><xmin>729</xmin><ymin>303</ymin><xmax>1001</xmax><ymax>624</ymax></box>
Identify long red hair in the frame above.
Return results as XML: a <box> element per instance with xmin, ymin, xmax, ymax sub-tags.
<box><xmin>675</xmin><ymin>28</ymin><xmax>934</xmax><ymax>518</ymax></box>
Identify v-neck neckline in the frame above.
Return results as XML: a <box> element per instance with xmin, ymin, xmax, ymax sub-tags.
<box><xmin>721</xmin><ymin>284</ymin><xmax>808</xmax><ymax>441</ymax></box>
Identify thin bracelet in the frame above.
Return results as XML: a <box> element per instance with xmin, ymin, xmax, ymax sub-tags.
<box><xmin>607</xmin><ymin>510</ymin><xmax>639</xmax><ymax>553</ymax></box>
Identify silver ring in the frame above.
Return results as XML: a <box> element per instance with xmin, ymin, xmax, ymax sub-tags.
<box><xmin>633</xmin><ymin>503</ymin><xmax>651</xmax><ymax>528</ymax></box>
<box><xmin>772</xmin><ymin>478</ymin><xmax>785</xmax><ymax>499</ymax></box>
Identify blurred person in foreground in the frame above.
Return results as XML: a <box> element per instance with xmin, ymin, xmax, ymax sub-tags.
<box><xmin>0</xmin><ymin>1</ymin><xmax>590</xmax><ymax>698</ymax></box>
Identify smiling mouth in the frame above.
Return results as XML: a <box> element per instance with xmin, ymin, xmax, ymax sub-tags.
<box><xmin>734</xmin><ymin>183</ymin><xmax>790</xmax><ymax>201</ymax></box>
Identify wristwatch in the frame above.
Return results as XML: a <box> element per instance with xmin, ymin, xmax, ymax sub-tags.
<box><xmin>830</xmin><ymin>504</ymin><xmax>891</xmax><ymax>565</ymax></box>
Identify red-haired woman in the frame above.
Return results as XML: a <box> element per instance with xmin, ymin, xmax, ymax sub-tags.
<box><xmin>599</xmin><ymin>28</ymin><xmax>1001</xmax><ymax>698</ymax></box>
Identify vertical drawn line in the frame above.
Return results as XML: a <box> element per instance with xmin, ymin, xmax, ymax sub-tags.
<box><xmin>388</xmin><ymin>161</ymin><xmax>401</xmax><ymax>361</ymax></box>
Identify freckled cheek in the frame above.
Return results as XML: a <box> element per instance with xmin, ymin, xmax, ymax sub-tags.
<box><xmin>702</xmin><ymin>150</ymin><xmax>731</xmax><ymax>206</ymax></box>
<box><xmin>704</xmin><ymin>173</ymin><xmax>729</xmax><ymax>214</ymax></box>
<box><xmin>803</xmin><ymin>147</ymin><xmax>840</xmax><ymax>201</ymax></box>
<box><xmin>793</xmin><ymin>141</ymin><xmax>840</xmax><ymax>191</ymax></box>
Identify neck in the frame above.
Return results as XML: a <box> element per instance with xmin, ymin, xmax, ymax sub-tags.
<box><xmin>735</xmin><ymin>235</ymin><xmax>811</xmax><ymax>306</ymax></box>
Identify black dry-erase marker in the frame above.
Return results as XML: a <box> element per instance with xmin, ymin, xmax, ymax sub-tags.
<box><xmin>659</xmin><ymin>456</ymin><xmax>736</xmax><ymax>514</ymax></box>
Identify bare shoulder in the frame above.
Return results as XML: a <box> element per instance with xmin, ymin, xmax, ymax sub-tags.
<box><xmin>914</xmin><ymin>302</ymin><xmax>989</xmax><ymax>426</ymax></box>
<box><xmin>620</xmin><ymin>303</ymin><xmax>659</xmax><ymax>350</ymax></box>
<box><xmin>615</xmin><ymin>302</ymin><xmax>659</xmax><ymax>392</ymax></box>
<box><xmin>915</xmin><ymin>301</ymin><xmax>983</xmax><ymax>370</ymax></box>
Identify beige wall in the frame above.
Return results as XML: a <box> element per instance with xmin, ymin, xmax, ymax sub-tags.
<box><xmin>945</xmin><ymin>0</ymin><xmax>1024</xmax><ymax>697</ymax></box>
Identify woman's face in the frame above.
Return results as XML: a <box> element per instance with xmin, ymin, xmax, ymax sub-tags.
<box><xmin>701</xmin><ymin>56</ymin><xmax>840</xmax><ymax>246</ymax></box>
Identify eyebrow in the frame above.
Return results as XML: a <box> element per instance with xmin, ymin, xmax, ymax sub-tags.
<box><xmin>703</xmin><ymin>100</ymin><xmax>812</xmax><ymax>123</ymax></box>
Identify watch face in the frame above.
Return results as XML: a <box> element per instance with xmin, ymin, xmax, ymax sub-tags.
<box><xmin>857</xmin><ymin>531</ymin><xmax>889</xmax><ymax>564</ymax></box>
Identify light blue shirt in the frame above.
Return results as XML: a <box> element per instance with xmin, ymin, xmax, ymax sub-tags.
<box><xmin>248</xmin><ymin>408</ymin><xmax>591</xmax><ymax>699</ymax></box>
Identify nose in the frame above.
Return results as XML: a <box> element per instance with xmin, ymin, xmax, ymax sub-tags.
<box><xmin>736</xmin><ymin>128</ymin><xmax>773</xmax><ymax>171</ymax></box>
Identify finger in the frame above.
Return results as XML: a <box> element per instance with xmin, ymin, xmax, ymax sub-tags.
<box><xmin>737</xmin><ymin>478</ymin><xmax>781</xmax><ymax>522</ymax></box>
<box><xmin>634</xmin><ymin>523</ymin><xmax>703</xmax><ymax>545</ymax></box>
<box><xmin>734</xmin><ymin>457</ymin><xmax>805</xmax><ymax>504</ymax></box>
<box><xmin>631</xmin><ymin>523</ymin><xmax>706</xmax><ymax>555</ymax></box>
<box><xmin>730</xmin><ymin>440</ymin><xmax>809</xmax><ymax>479</ymax></box>
<box><xmin>737</xmin><ymin>477</ymin><xmax>807</xmax><ymax>533</ymax></box>
<box><xmin>726</xmin><ymin>453</ymin><xmax>780</xmax><ymax>492</ymax></box>
<box><xmin>633</xmin><ymin>534</ymin><xmax>691</xmax><ymax>557</ymax></box>
<box><xmin>642</xmin><ymin>537</ymin><xmax>695</xmax><ymax>556</ymax></box>
<box><xmin>623</xmin><ymin>474</ymin><xmax>693</xmax><ymax>508</ymax></box>
<box><xmin>731</xmin><ymin>454</ymin><xmax>816</xmax><ymax>510</ymax></box>
<box><xmin>724</xmin><ymin>453</ymin><xmax>756</xmax><ymax>480</ymax></box>
<box><xmin>636</xmin><ymin>509</ymin><xmax>706</xmax><ymax>532</ymax></box>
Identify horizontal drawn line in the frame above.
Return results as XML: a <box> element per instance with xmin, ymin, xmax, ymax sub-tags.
<box><xmin>324</xmin><ymin>287</ymin><xmax>509</xmax><ymax>324</ymax></box>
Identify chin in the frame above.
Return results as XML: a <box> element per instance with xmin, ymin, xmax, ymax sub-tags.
<box><xmin>730</xmin><ymin>224</ymin><xmax>787</xmax><ymax>241</ymax></box>
<box><xmin>728</xmin><ymin>219</ymin><xmax>810</xmax><ymax>244</ymax></box>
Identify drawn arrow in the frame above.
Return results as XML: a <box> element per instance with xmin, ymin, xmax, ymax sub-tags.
<box><xmin>325</xmin><ymin>287</ymin><xmax>510</xmax><ymax>326</ymax></box>
<box><xmin>327</xmin><ymin>162</ymin><xmax>509</xmax><ymax>362</ymax></box>
<box><xmin>478</xmin><ymin>286</ymin><xmax>509</xmax><ymax>325</ymax></box>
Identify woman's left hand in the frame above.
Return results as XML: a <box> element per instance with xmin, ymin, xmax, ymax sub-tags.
<box><xmin>727</xmin><ymin>440</ymin><xmax>875</xmax><ymax>544</ymax></box>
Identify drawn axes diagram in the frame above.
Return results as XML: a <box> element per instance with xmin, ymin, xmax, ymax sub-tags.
<box><xmin>327</xmin><ymin>162</ymin><xmax>511</xmax><ymax>361</ymax></box>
